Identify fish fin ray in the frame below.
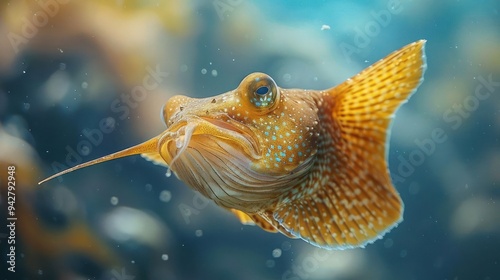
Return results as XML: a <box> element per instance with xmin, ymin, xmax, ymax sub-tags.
<box><xmin>230</xmin><ymin>209</ymin><xmax>256</xmax><ymax>225</ymax></box>
<box><xmin>229</xmin><ymin>209</ymin><xmax>297</xmax><ymax>238</ymax></box>
<box><xmin>272</xmin><ymin>40</ymin><xmax>426</xmax><ymax>249</ymax></box>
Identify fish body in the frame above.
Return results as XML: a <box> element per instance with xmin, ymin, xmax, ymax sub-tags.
<box><xmin>40</xmin><ymin>40</ymin><xmax>427</xmax><ymax>249</ymax></box>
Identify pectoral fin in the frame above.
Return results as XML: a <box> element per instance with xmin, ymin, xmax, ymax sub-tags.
<box><xmin>141</xmin><ymin>153</ymin><xmax>168</xmax><ymax>167</ymax></box>
<box><xmin>272</xmin><ymin>40</ymin><xmax>426</xmax><ymax>249</ymax></box>
<box><xmin>230</xmin><ymin>209</ymin><xmax>297</xmax><ymax>238</ymax></box>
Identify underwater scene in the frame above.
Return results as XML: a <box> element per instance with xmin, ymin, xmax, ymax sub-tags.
<box><xmin>1</xmin><ymin>0</ymin><xmax>499</xmax><ymax>279</ymax></box>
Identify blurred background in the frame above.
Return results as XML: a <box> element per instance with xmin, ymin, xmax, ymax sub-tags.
<box><xmin>1</xmin><ymin>0</ymin><xmax>499</xmax><ymax>279</ymax></box>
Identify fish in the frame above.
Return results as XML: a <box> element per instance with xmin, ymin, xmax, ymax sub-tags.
<box><xmin>39</xmin><ymin>40</ymin><xmax>427</xmax><ymax>249</ymax></box>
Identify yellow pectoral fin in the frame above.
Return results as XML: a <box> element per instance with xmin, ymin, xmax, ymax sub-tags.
<box><xmin>273</xmin><ymin>41</ymin><xmax>426</xmax><ymax>250</ymax></box>
<box><xmin>230</xmin><ymin>209</ymin><xmax>279</xmax><ymax>233</ymax></box>
<box><xmin>230</xmin><ymin>209</ymin><xmax>256</xmax><ymax>225</ymax></box>
<box><xmin>230</xmin><ymin>209</ymin><xmax>297</xmax><ymax>239</ymax></box>
<box><xmin>141</xmin><ymin>152</ymin><xmax>168</xmax><ymax>167</ymax></box>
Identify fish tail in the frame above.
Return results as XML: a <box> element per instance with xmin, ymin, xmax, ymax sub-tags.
<box><xmin>330</xmin><ymin>40</ymin><xmax>427</xmax><ymax>127</ymax></box>
<box><xmin>273</xmin><ymin>40</ymin><xmax>427</xmax><ymax>249</ymax></box>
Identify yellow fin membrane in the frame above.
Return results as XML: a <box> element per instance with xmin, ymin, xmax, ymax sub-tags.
<box><xmin>272</xmin><ymin>40</ymin><xmax>427</xmax><ymax>249</ymax></box>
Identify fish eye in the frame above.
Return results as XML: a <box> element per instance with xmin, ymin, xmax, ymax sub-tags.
<box><xmin>247</xmin><ymin>75</ymin><xmax>279</xmax><ymax>111</ymax></box>
<box><xmin>255</xmin><ymin>86</ymin><xmax>270</xmax><ymax>95</ymax></box>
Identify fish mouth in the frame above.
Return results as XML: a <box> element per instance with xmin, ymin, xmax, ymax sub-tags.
<box><xmin>158</xmin><ymin>115</ymin><xmax>261</xmax><ymax>169</ymax></box>
<box><xmin>156</xmin><ymin>114</ymin><xmax>313</xmax><ymax>211</ymax></box>
<box><xmin>201</xmin><ymin>116</ymin><xmax>260</xmax><ymax>155</ymax></box>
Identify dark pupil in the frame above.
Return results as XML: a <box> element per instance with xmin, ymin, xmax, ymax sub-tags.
<box><xmin>255</xmin><ymin>86</ymin><xmax>269</xmax><ymax>95</ymax></box>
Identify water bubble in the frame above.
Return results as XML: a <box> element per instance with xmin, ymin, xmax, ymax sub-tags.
<box><xmin>400</xmin><ymin>250</ymin><xmax>407</xmax><ymax>258</ymax></box>
<box><xmin>165</xmin><ymin>169</ymin><xmax>172</xmax><ymax>178</ymax></box>
<box><xmin>80</xmin><ymin>145</ymin><xmax>90</xmax><ymax>156</ymax></box>
<box><xmin>201</xmin><ymin>68</ymin><xmax>207</xmax><ymax>75</ymax></box>
<box><xmin>159</xmin><ymin>190</ymin><xmax>172</xmax><ymax>202</ymax></box>
<box><xmin>195</xmin><ymin>229</ymin><xmax>203</xmax><ymax>237</ymax></box>
<box><xmin>272</xmin><ymin>248</ymin><xmax>282</xmax><ymax>258</ymax></box>
<box><xmin>58</xmin><ymin>48</ymin><xmax>64</xmax><ymax>53</ymax></box>
<box><xmin>103</xmin><ymin>117</ymin><xmax>116</xmax><ymax>130</ymax></box>
<box><xmin>145</xmin><ymin>183</ymin><xmax>152</xmax><ymax>192</ymax></box>
<box><xmin>38</xmin><ymin>269</ymin><xmax>43</xmax><ymax>275</ymax></box>
<box><xmin>59</xmin><ymin>63</ymin><xmax>66</xmax><ymax>70</ymax></box>
<box><xmin>110</xmin><ymin>196</ymin><xmax>119</xmax><ymax>205</ymax></box>
<box><xmin>320</xmin><ymin>24</ymin><xmax>330</xmax><ymax>31</ymax></box>
<box><xmin>131</xmin><ymin>260</ymin><xmax>135</xmax><ymax>264</ymax></box>
<box><xmin>81</xmin><ymin>82</ymin><xmax>88</xmax><ymax>89</ymax></box>
<box><xmin>161</xmin><ymin>254</ymin><xmax>169</xmax><ymax>261</ymax></box>
<box><xmin>180</xmin><ymin>64</ymin><xmax>188</xmax><ymax>72</ymax></box>
<box><xmin>265</xmin><ymin>259</ymin><xmax>275</xmax><ymax>268</ymax></box>
<box><xmin>281</xmin><ymin>241</ymin><xmax>292</xmax><ymax>251</ymax></box>
<box><xmin>283</xmin><ymin>73</ymin><xmax>291</xmax><ymax>82</ymax></box>
<box><xmin>22</xmin><ymin>103</ymin><xmax>31</xmax><ymax>112</ymax></box>
<box><xmin>211</xmin><ymin>70</ymin><xmax>218</xmax><ymax>77</ymax></box>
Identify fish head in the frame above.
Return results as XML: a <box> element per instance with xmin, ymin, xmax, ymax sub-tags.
<box><xmin>159</xmin><ymin>72</ymin><xmax>320</xmax><ymax>210</ymax></box>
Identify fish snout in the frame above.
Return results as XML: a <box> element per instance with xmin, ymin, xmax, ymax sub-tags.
<box><xmin>162</xmin><ymin>95</ymin><xmax>196</xmax><ymax>127</ymax></box>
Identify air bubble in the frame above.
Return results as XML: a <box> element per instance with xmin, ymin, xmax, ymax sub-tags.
<box><xmin>201</xmin><ymin>68</ymin><xmax>207</xmax><ymax>75</ymax></box>
<box><xmin>283</xmin><ymin>73</ymin><xmax>292</xmax><ymax>82</ymax></box>
<box><xmin>161</xmin><ymin>254</ymin><xmax>169</xmax><ymax>261</ymax></box>
<box><xmin>195</xmin><ymin>229</ymin><xmax>203</xmax><ymax>237</ymax></box>
<box><xmin>281</xmin><ymin>241</ymin><xmax>292</xmax><ymax>251</ymax></box>
<box><xmin>22</xmin><ymin>103</ymin><xmax>31</xmax><ymax>112</ymax></box>
<box><xmin>265</xmin><ymin>259</ymin><xmax>275</xmax><ymax>268</ymax></box>
<box><xmin>272</xmin><ymin>248</ymin><xmax>282</xmax><ymax>258</ymax></box>
<box><xmin>400</xmin><ymin>250</ymin><xmax>407</xmax><ymax>258</ymax></box>
<box><xmin>110</xmin><ymin>196</ymin><xmax>119</xmax><ymax>205</ymax></box>
<box><xmin>159</xmin><ymin>190</ymin><xmax>172</xmax><ymax>202</ymax></box>
<box><xmin>80</xmin><ymin>146</ymin><xmax>90</xmax><ymax>156</ymax></box>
